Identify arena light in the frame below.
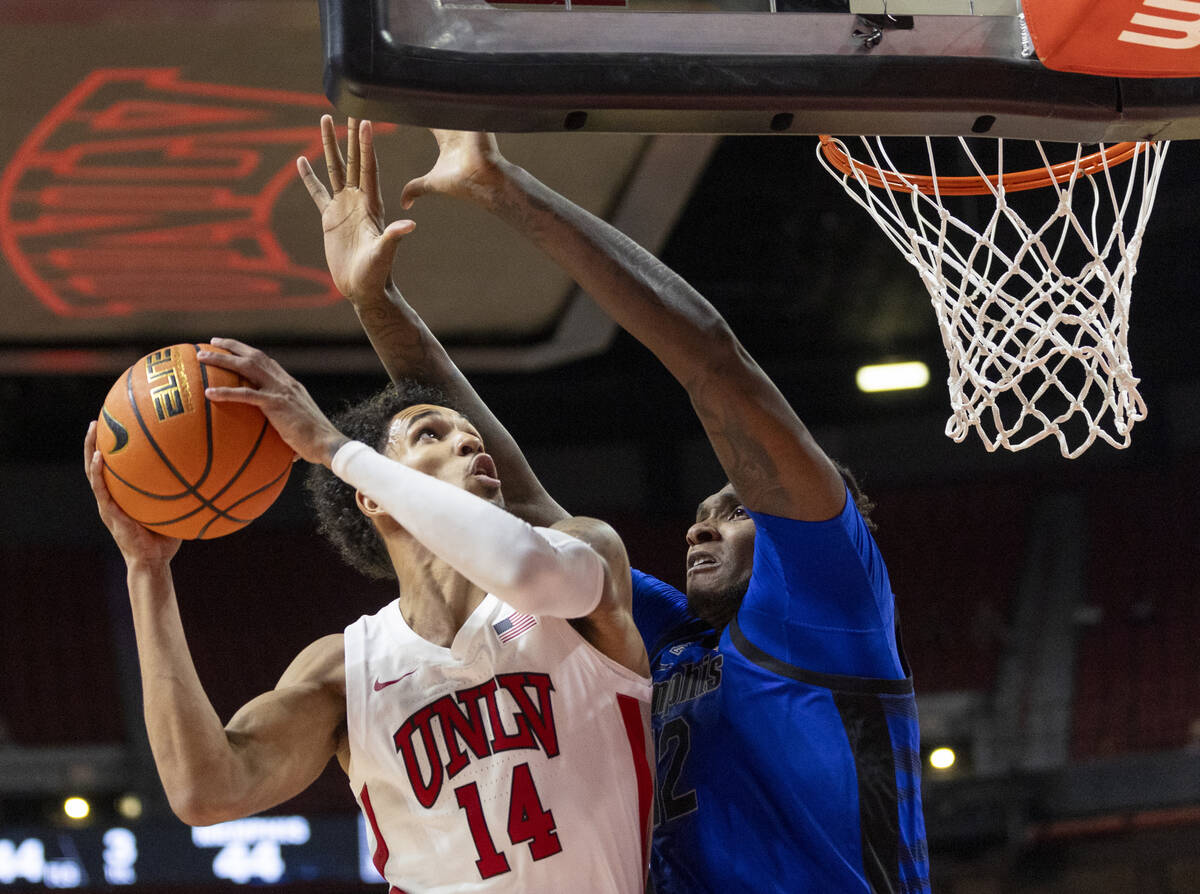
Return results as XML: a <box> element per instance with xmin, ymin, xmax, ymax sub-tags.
<box><xmin>63</xmin><ymin>796</ymin><xmax>91</xmax><ymax>820</ymax></box>
<box><xmin>116</xmin><ymin>794</ymin><xmax>143</xmax><ymax>820</ymax></box>
<box><xmin>928</xmin><ymin>747</ymin><xmax>957</xmax><ymax>771</ymax></box>
<box><xmin>856</xmin><ymin>361</ymin><xmax>930</xmax><ymax>393</ymax></box>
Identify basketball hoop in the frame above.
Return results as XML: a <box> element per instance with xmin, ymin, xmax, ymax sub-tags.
<box><xmin>817</xmin><ymin>134</ymin><xmax>1169</xmax><ymax>458</ymax></box>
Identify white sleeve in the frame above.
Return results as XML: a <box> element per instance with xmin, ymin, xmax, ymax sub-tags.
<box><xmin>331</xmin><ymin>441</ymin><xmax>603</xmax><ymax>618</ymax></box>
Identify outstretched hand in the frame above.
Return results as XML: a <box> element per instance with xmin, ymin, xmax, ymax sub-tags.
<box><xmin>200</xmin><ymin>339</ymin><xmax>349</xmax><ymax>467</ymax></box>
<box><xmin>84</xmin><ymin>421</ymin><xmax>182</xmax><ymax>566</ymax></box>
<box><xmin>400</xmin><ymin>130</ymin><xmax>508</xmax><ymax>210</ymax></box>
<box><xmin>297</xmin><ymin>116</ymin><xmax>415</xmax><ymax>304</ymax></box>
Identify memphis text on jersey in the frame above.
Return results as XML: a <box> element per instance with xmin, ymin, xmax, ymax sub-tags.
<box><xmin>651</xmin><ymin>652</ymin><xmax>722</xmax><ymax>716</ymax></box>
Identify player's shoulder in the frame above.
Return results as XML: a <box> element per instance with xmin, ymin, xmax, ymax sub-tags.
<box><xmin>277</xmin><ymin>633</ymin><xmax>346</xmax><ymax>692</ymax></box>
<box><xmin>550</xmin><ymin>516</ymin><xmax>628</xmax><ymax>566</ymax></box>
<box><xmin>657</xmin><ymin>631</ymin><xmax>719</xmax><ymax>663</ymax></box>
<box><xmin>551</xmin><ymin>515</ymin><xmax>634</xmax><ymax>606</ymax></box>
<box><xmin>746</xmin><ymin>483</ymin><xmax>870</xmax><ymax>556</ymax></box>
<box><xmin>630</xmin><ymin>568</ymin><xmax>686</xmax><ymax>604</ymax></box>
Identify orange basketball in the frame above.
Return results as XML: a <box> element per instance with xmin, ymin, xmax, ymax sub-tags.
<box><xmin>96</xmin><ymin>343</ymin><xmax>293</xmax><ymax>539</ymax></box>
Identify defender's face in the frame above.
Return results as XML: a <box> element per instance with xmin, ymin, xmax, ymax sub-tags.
<box><xmin>382</xmin><ymin>404</ymin><xmax>504</xmax><ymax>505</ymax></box>
<box><xmin>684</xmin><ymin>483</ymin><xmax>756</xmax><ymax>628</ymax></box>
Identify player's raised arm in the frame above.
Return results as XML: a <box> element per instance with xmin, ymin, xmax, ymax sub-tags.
<box><xmin>296</xmin><ymin>116</ymin><xmax>566</xmax><ymax>528</ymax></box>
<box><xmin>202</xmin><ymin>339</ymin><xmax>646</xmax><ymax>674</ymax></box>
<box><xmin>83</xmin><ymin>422</ymin><xmax>346</xmax><ymax>826</ymax></box>
<box><xmin>403</xmin><ymin>130</ymin><xmax>845</xmax><ymax>522</ymax></box>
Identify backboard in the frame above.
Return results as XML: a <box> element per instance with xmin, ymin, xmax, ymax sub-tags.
<box><xmin>320</xmin><ymin>0</ymin><xmax>1200</xmax><ymax>140</ymax></box>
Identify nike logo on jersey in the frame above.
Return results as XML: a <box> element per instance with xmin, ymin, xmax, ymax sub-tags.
<box><xmin>374</xmin><ymin>671</ymin><xmax>416</xmax><ymax>691</ymax></box>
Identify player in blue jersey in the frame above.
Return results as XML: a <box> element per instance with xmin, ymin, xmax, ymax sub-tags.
<box><xmin>298</xmin><ymin>117</ymin><xmax>930</xmax><ymax>893</ymax></box>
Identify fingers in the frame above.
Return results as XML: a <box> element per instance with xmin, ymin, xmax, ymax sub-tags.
<box><xmin>320</xmin><ymin>114</ymin><xmax>346</xmax><ymax>192</ymax></box>
<box><xmin>400</xmin><ymin>175</ymin><xmax>426</xmax><ymax>210</ymax></box>
<box><xmin>85</xmin><ymin>428</ymin><xmax>116</xmax><ymax>512</ymax></box>
<box><xmin>205</xmin><ymin>336</ymin><xmax>256</xmax><ymax>357</ymax></box>
<box><xmin>296</xmin><ymin>156</ymin><xmax>331</xmax><ymax>211</ymax></box>
<box><xmin>380</xmin><ymin>219</ymin><xmax>416</xmax><ymax>248</ymax></box>
<box><xmin>205</xmin><ymin>343</ymin><xmax>279</xmax><ymax>405</ymax></box>
<box><xmin>315</xmin><ymin>116</ymin><xmax>381</xmax><ymax>198</ymax></box>
<box><xmin>89</xmin><ymin>448</ymin><xmax>109</xmax><ymax>502</ymax></box>
<box><xmin>346</xmin><ymin>117</ymin><xmax>360</xmax><ymax>189</ymax></box>
<box><xmin>204</xmin><ymin>385</ymin><xmax>270</xmax><ymax>407</ymax></box>
<box><xmin>84</xmin><ymin>419</ymin><xmax>124</xmax><ymax>522</ymax></box>
<box><xmin>359</xmin><ymin>119</ymin><xmax>382</xmax><ymax>201</ymax></box>
<box><xmin>200</xmin><ymin>338</ymin><xmax>282</xmax><ymax>388</ymax></box>
<box><xmin>85</xmin><ymin>420</ymin><xmax>184</xmax><ymax>554</ymax></box>
<box><xmin>84</xmin><ymin>420</ymin><xmax>98</xmax><ymax>482</ymax></box>
<box><xmin>368</xmin><ymin>219</ymin><xmax>416</xmax><ymax>270</ymax></box>
<box><xmin>200</xmin><ymin>340</ymin><xmax>303</xmax><ymax>415</ymax></box>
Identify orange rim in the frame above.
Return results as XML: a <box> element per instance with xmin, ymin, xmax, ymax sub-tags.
<box><xmin>817</xmin><ymin>136</ymin><xmax>1147</xmax><ymax>197</ymax></box>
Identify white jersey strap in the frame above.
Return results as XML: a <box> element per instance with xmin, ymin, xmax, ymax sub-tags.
<box><xmin>332</xmin><ymin>440</ymin><xmax>603</xmax><ymax>618</ymax></box>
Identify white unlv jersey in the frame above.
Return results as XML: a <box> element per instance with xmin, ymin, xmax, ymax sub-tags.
<box><xmin>344</xmin><ymin>595</ymin><xmax>652</xmax><ymax>894</ymax></box>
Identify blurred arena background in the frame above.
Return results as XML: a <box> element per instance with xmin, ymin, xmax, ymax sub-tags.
<box><xmin>1</xmin><ymin>1</ymin><xmax>1199</xmax><ymax>892</ymax></box>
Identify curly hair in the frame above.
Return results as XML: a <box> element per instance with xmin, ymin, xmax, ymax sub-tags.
<box><xmin>304</xmin><ymin>380</ymin><xmax>458</xmax><ymax>580</ymax></box>
<box><xmin>832</xmin><ymin>460</ymin><xmax>877</xmax><ymax>532</ymax></box>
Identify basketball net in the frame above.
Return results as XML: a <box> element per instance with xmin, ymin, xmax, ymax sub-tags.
<box><xmin>817</xmin><ymin>135</ymin><xmax>1170</xmax><ymax>459</ymax></box>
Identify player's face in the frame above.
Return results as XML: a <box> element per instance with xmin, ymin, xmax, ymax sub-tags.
<box><xmin>382</xmin><ymin>404</ymin><xmax>504</xmax><ymax>505</ymax></box>
<box><xmin>684</xmin><ymin>483</ymin><xmax>756</xmax><ymax>629</ymax></box>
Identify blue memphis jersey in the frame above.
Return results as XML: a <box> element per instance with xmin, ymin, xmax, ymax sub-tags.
<box><xmin>633</xmin><ymin>489</ymin><xmax>930</xmax><ymax>893</ymax></box>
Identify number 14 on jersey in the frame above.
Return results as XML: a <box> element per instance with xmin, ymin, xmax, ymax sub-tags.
<box><xmin>456</xmin><ymin>763</ymin><xmax>562</xmax><ymax>879</ymax></box>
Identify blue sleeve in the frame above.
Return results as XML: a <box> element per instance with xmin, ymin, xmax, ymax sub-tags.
<box><xmin>736</xmin><ymin>486</ymin><xmax>906</xmax><ymax>680</ymax></box>
<box><xmin>631</xmin><ymin>568</ymin><xmax>708</xmax><ymax>660</ymax></box>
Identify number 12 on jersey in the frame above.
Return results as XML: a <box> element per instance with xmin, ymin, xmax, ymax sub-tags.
<box><xmin>455</xmin><ymin>762</ymin><xmax>562</xmax><ymax>879</ymax></box>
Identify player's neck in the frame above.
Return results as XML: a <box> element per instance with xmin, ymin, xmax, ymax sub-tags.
<box><xmin>391</xmin><ymin>546</ymin><xmax>487</xmax><ymax>647</ymax></box>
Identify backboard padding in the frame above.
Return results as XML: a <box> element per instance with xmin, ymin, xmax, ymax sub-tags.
<box><xmin>320</xmin><ymin>0</ymin><xmax>1200</xmax><ymax>139</ymax></box>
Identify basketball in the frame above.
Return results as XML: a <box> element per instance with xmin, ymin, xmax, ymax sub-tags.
<box><xmin>95</xmin><ymin>343</ymin><xmax>294</xmax><ymax>540</ymax></box>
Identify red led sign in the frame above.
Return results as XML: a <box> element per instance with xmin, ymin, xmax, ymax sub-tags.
<box><xmin>0</xmin><ymin>69</ymin><xmax>394</xmax><ymax>318</ymax></box>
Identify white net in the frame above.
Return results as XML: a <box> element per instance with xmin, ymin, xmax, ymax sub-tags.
<box><xmin>817</xmin><ymin>136</ymin><xmax>1170</xmax><ymax>459</ymax></box>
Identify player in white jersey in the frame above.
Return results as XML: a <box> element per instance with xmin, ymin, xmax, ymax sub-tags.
<box><xmin>83</xmin><ymin>341</ymin><xmax>651</xmax><ymax>887</ymax></box>
<box><xmin>346</xmin><ymin>590</ymin><xmax>651</xmax><ymax>890</ymax></box>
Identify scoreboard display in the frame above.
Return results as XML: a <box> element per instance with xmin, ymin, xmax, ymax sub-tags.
<box><xmin>0</xmin><ymin>814</ymin><xmax>378</xmax><ymax>889</ymax></box>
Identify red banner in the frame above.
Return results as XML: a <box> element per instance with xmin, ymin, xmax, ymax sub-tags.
<box><xmin>0</xmin><ymin>69</ymin><xmax>394</xmax><ymax>318</ymax></box>
<box><xmin>1024</xmin><ymin>0</ymin><xmax>1200</xmax><ymax>78</ymax></box>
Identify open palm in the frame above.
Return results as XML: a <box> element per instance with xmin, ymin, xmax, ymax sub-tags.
<box><xmin>296</xmin><ymin>116</ymin><xmax>414</xmax><ymax>304</ymax></box>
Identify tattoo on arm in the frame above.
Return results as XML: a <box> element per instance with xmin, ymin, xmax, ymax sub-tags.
<box><xmin>690</xmin><ymin>384</ymin><xmax>789</xmax><ymax>511</ymax></box>
<box><xmin>356</xmin><ymin>302</ymin><xmax>440</xmax><ymax>383</ymax></box>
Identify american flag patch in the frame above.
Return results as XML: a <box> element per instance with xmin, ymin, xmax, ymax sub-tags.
<box><xmin>493</xmin><ymin>611</ymin><xmax>537</xmax><ymax>643</ymax></box>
